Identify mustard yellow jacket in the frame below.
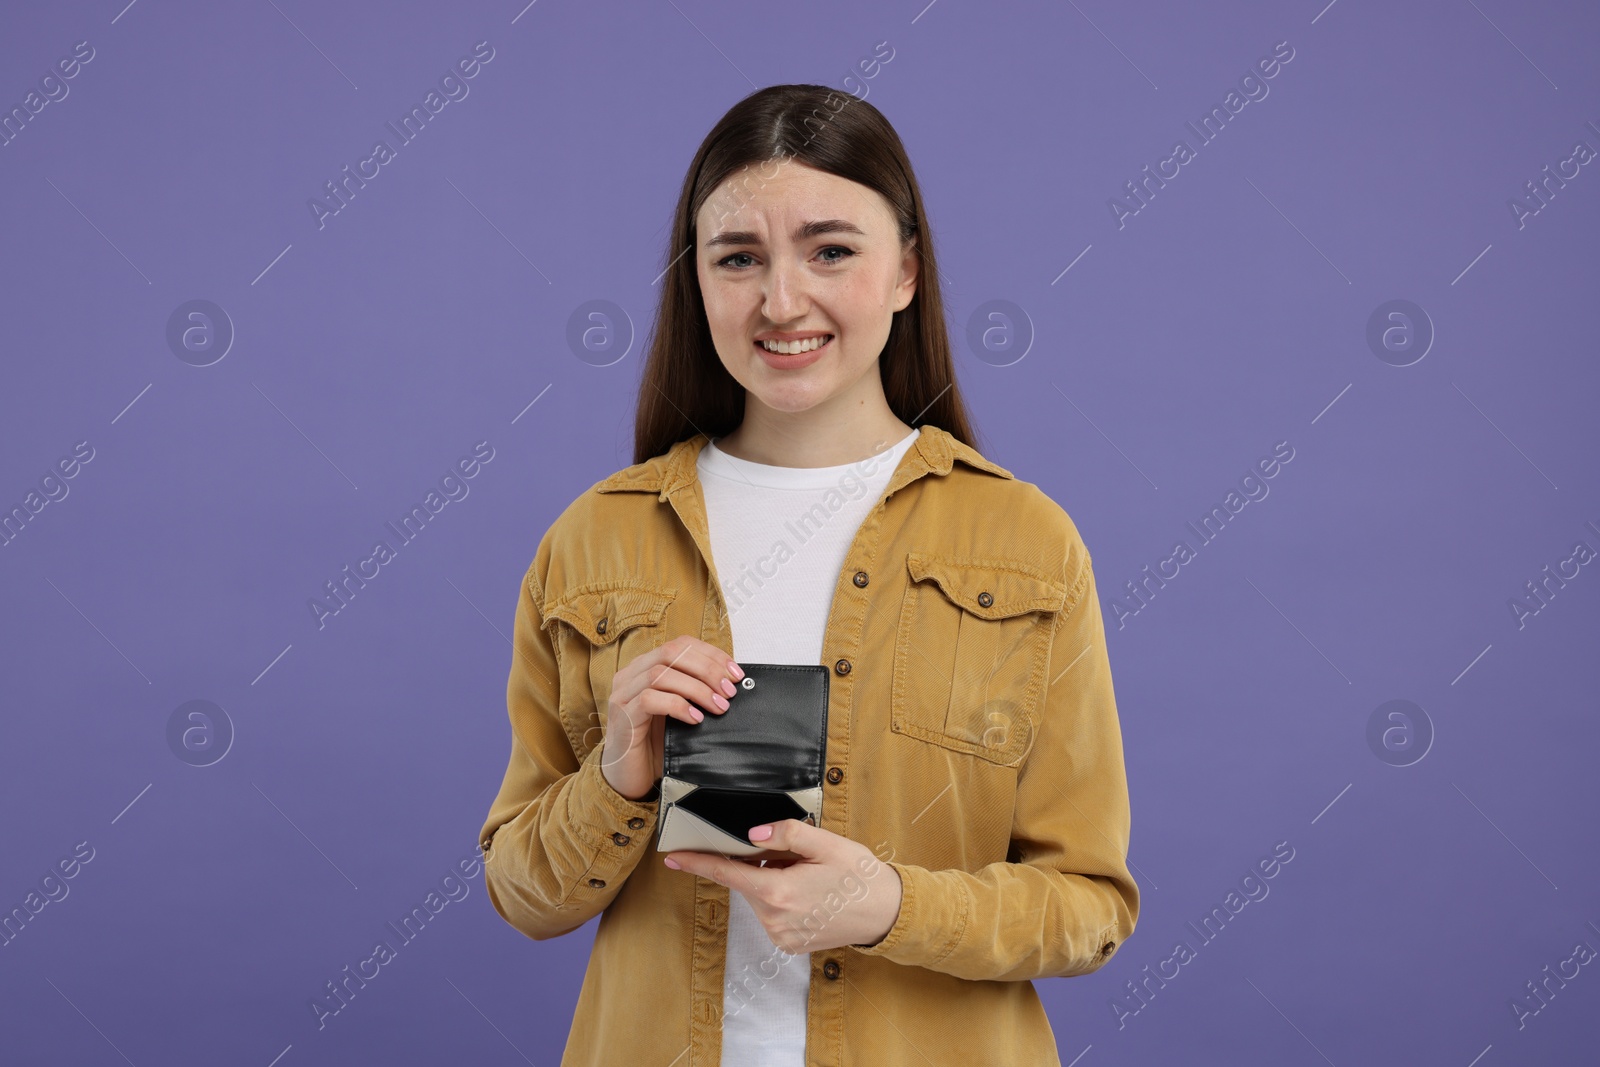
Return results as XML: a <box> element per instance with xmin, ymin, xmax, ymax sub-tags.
<box><xmin>478</xmin><ymin>424</ymin><xmax>1139</xmax><ymax>1066</ymax></box>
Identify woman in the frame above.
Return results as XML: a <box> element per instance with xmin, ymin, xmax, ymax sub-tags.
<box><xmin>478</xmin><ymin>83</ymin><xmax>1138</xmax><ymax>1067</ymax></box>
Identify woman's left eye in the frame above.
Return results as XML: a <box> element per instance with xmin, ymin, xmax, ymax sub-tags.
<box><xmin>818</xmin><ymin>246</ymin><xmax>855</xmax><ymax>264</ymax></box>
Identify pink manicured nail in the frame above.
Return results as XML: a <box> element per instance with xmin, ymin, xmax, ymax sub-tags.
<box><xmin>690</xmin><ymin>709</ymin><xmax>704</xmax><ymax>723</ymax></box>
<box><xmin>749</xmin><ymin>824</ymin><xmax>772</xmax><ymax>841</ymax></box>
<box><xmin>713</xmin><ymin>693</ymin><xmax>729</xmax><ymax>711</ymax></box>
<box><xmin>728</xmin><ymin>662</ymin><xmax>744</xmax><ymax>679</ymax></box>
<box><xmin>721</xmin><ymin>679</ymin><xmax>737</xmax><ymax>697</ymax></box>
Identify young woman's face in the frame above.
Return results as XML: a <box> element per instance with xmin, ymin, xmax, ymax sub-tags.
<box><xmin>695</xmin><ymin>159</ymin><xmax>918</xmax><ymax>418</ymax></box>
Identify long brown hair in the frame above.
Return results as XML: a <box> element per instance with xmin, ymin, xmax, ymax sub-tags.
<box><xmin>632</xmin><ymin>83</ymin><xmax>979</xmax><ymax>465</ymax></box>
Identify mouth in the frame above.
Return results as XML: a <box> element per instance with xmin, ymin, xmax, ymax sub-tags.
<box><xmin>753</xmin><ymin>333</ymin><xmax>834</xmax><ymax>368</ymax></box>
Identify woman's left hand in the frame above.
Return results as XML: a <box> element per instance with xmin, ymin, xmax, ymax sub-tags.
<box><xmin>663</xmin><ymin>820</ymin><xmax>903</xmax><ymax>954</ymax></box>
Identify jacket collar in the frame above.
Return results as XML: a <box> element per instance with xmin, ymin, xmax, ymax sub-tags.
<box><xmin>594</xmin><ymin>424</ymin><xmax>1013</xmax><ymax>501</ymax></box>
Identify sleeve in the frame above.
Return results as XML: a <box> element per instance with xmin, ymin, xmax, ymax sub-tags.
<box><xmin>477</xmin><ymin>552</ymin><xmax>663</xmax><ymax>941</ymax></box>
<box><xmin>850</xmin><ymin>551</ymin><xmax>1140</xmax><ymax>981</ymax></box>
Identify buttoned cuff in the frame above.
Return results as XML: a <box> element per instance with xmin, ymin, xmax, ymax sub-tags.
<box><xmin>554</xmin><ymin>746</ymin><xmax>663</xmax><ymax>894</ymax></box>
<box><xmin>849</xmin><ymin>862</ymin><xmax>968</xmax><ymax>969</ymax></box>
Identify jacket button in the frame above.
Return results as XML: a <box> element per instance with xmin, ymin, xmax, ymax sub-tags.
<box><xmin>1100</xmin><ymin>940</ymin><xmax>1116</xmax><ymax>957</ymax></box>
<box><xmin>852</xmin><ymin>570</ymin><xmax>869</xmax><ymax>588</ymax></box>
<box><xmin>977</xmin><ymin>591</ymin><xmax>993</xmax><ymax>608</ymax></box>
<box><xmin>822</xmin><ymin>960</ymin><xmax>841</xmax><ymax>980</ymax></box>
<box><xmin>826</xmin><ymin>766</ymin><xmax>844</xmax><ymax>784</ymax></box>
<box><xmin>627</xmin><ymin>817</ymin><xmax>645</xmax><ymax>829</ymax></box>
<box><xmin>834</xmin><ymin>658</ymin><xmax>851</xmax><ymax>675</ymax></box>
<box><xmin>596</xmin><ymin>616</ymin><xmax>608</xmax><ymax>635</ymax></box>
<box><xmin>588</xmin><ymin>878</ymin><xmax>606</xmax><ymax>888</ymax></box>
<box><xmin>612</xmin><ymin>832</ymin><xmax>631</xmax><ymax>846</ymax></box>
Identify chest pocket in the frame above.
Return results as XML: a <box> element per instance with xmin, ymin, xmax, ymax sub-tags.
<box><xmin>890</xmin><ymin>553</ymin><xmax>1067</xmax><ymax>766</ymax></box>
<box><xmin>543</xmin><ymin>580</ymin><xmax>676</xmax><ymax>756</ymax></box>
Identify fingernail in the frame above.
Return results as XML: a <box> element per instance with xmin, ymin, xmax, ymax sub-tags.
<box><xmin>728</xmin><ymin>662</ymin><xmax>744</xmax><ymax>680</ymax></box>
<box><xmin>713</xmin><ymin>693</ymin><xmax>729</xmax><ymax>711</ymax></box>
<box><xmin>721</xmin><ymin>679</ymin><xmax>737</xmax><ymax>697</ymax></box>
<box><xmin>749</xmin><ymin>824</ymin><xmax>772</xmax><ymax>841</ymax></box>
<box><xmin>690</xmin><ymin>709</ymin><xmax>704</xmax><ymax>722</ymax></box>
<box><xmin>664</xmin><ymin>857</ymin><xmax>681</xmax><ymax>869</ymax></box>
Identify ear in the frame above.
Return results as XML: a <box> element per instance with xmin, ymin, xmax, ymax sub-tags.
<box><xmin>891</xmin><ymin>235</ymin><xmax>919</xmax><ymax>313</ymax></box>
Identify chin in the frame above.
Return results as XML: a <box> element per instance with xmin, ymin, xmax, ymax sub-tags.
<box><xmin>746</xmin><ymin>384</ymin><xmax>832</xmax><ymax>414</ymax></box>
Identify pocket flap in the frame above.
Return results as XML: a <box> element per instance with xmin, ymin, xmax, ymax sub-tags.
<box><xmin>543</xmin><ymin>580</ymin><xmax>675</xmax><ymax>645</ymax></box>
<box><xmin>906</xmin><ymin>553</ymin><xmax>1067</xmax><ymax>619</ymax></box>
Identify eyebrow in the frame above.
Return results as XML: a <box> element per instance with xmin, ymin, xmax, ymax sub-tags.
<box><xmin>704</xmin><ymin>219</ymin><xmax>868</xmax><ymax>249</ymax></box>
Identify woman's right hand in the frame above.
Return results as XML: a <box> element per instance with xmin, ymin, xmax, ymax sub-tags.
<box><xmin>600</xmin><ymin>635</ymin><xmax>744</xmax><ymax>802</ymax></box>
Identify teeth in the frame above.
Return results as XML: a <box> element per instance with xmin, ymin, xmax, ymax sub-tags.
<box><xmin>759</xmin><ymin>334</ymin><xmax>831</xmax><ymax>355</ymax></box>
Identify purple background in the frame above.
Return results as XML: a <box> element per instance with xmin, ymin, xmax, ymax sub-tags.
<box><xmin>3</xmin><ymin>1</ymin><xmax>1597</xmax><ymax>1064</ymax></box>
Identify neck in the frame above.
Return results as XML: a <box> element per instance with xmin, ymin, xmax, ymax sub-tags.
<box><xmin>715</xmin><ymin>397</ymin><xmax>914</xmax><ymax>468</ymax></box>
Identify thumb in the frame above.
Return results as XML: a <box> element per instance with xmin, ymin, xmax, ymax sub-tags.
<box><xmin>749</xmin><ymin>818</ymin><xmax>827</xmax><ymax>858</ymax></box>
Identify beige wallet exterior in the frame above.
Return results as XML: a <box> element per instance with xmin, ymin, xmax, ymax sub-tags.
<box><xmin>656</xmin><ymin>777</ymin><xmax>823</xmax><ymax>857</ymax></box>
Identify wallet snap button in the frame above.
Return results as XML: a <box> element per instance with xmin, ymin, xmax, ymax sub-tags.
<box><xmin>588</xmin><ymin>878</ymin><xmax>606</xmax><ymax>888</ymax></box>
<box><xmin>826</xmin><ymin>766</ymin><xmax>843</xmax><ymax>784</ymax></box>
<box><xmin>740</xmin><ymin>676</ymin><xmax>755</xmax><ymax>690</ymax></box>
<box><xmin>822</xmin><ymin>960</ymin><xmax>841</xmax><ymax>980</ymax></box>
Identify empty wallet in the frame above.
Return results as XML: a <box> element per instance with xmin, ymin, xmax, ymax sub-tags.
<box><xmin>656</xmin><ymin>662</ymin><xmax>830</xmax><ymax>857</ymax></box>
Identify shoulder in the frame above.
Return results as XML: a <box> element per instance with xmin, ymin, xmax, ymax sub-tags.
<box><xmin>938</xmin><ymin>436</ymin><xmax>1094</xmax><ymax>597</ymax></box>
<box><xmin>521</xmin><ymin>442</ymin><xmax>692</xmax><ymax>607</ymax></box>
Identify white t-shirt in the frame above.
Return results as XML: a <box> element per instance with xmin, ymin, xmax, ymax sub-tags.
<box><xmin>696</xmin><ymin>427</ymin><xmax>920</xmax><ymax>1067</ymax></box>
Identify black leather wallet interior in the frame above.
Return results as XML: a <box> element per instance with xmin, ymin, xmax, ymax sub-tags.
<box><xmin>657</xmin><ymin>662</ymin><xmax>829</xmax><ymax>855</ymax></box>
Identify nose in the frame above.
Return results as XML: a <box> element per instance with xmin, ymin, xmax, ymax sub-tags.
<box><xmin>760</xmin><ymin>254</ymin><xmax>809</xmax><ymax>325</ymax></box>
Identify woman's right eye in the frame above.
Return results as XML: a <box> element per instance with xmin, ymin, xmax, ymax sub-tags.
<box><xmin>716</xmin><ymin>252</ymin><xmax>756</xmax><ymax>269</ymax></box>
